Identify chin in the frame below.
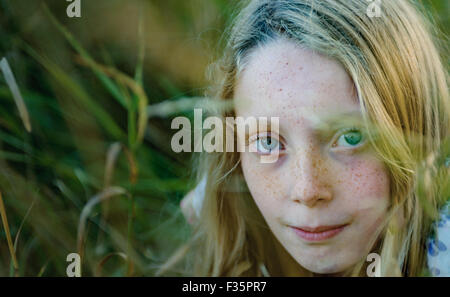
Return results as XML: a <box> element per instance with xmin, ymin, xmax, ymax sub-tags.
<box><xmin>304</xmin><ymin>263</ymin><xmax>342</xmax><ymax>275</ymax></box>
<box><xmin>297</xmin><ymin>256</ymin><xmax>355</xmax><ymax>276</ymax></box>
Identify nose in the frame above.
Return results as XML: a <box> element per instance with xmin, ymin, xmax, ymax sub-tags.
<box><xmin>289</xmin><ymin>148</ymin><xmax>332</xmax><ymax>207</ymax></box>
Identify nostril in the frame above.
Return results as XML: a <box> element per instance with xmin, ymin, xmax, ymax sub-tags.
<box><xmin>291</xmin><ymin>179</ymin><xmax>332</xmax><ymax>206</ymax></box>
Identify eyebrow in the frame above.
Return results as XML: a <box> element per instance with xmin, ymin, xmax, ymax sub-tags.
<box><xmin>244</xmin><ymin>110</ymin><xmax>365</xmax><ymax>141</ymax></box>
<box><xmin>312</xmin><ymin>110</ymin><xmax>363</xmax><ymax>127</ymax></box>
<box><xmin>310</xmin><ymin>111</ymin><xmax>365</xmax><ymax>137</ymax></box>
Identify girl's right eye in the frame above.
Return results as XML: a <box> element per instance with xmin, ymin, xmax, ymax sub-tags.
<box><xmin>256</xmin><ymin>136</ymin><xmax>279</xmax><ymax>154</ymax></box>
<box><xmin>250</xmin><ymin>133</ymin><xmax>285</xmax><ymax>155</ymax></box>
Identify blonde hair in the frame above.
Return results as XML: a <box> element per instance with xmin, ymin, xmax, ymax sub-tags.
<box><xmin>160</xmin><ymin>0</ymin><xmax>449</xmax><ymax>276</ymax></box>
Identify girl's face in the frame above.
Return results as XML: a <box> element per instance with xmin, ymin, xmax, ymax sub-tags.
<box><xmin>235</xmin><ymin>39</ymin><xmax>390</xmax><ymax>275</ymax></box>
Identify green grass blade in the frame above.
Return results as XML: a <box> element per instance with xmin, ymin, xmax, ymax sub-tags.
<box><xmin>0</xmin><ymin>192</ymin><xmax>19</xmax><ymax>274</ymax></box>
<box><xmin>24</xmin><ymin>45</ymin><xmax>126</xmax><ymax>141</ymax></box>
<box><xmin>43</xmin><ymin>5</ymin><xmax>128</xmax><ymax>109</ymax></box>
<box><xmin>0</xmin><ymin>58</ymin><xmax>32</xmax><ymax>133</ymax></box>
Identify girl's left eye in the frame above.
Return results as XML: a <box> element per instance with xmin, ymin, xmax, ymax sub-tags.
<box><xmin>333</xmin><ymin>129</ymin><xmax>364</xmax><ymax>148</ymax></box>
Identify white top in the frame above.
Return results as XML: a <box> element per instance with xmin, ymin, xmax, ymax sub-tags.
<box><xmin>427</xmin><ymin>201</ymin><xmax>450</xmax><ymax>276</ymax></box>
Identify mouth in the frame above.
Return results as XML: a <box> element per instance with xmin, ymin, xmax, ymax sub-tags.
<box><xmin>290</xmin><ymin>224</ymin><xmax>349</xmax><ymax>242</ymax></box>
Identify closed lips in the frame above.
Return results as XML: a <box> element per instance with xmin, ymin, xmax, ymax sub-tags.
<box><xmin>291</xmin><ymin>224</ymin><xmax>348</xmax><ymax>241</ymax></box>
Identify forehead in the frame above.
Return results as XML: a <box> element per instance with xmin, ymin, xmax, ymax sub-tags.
<box><xmin>234</xmin><ymin>39</ymin><xmax>360</xmax><ymax>124</ymax></box>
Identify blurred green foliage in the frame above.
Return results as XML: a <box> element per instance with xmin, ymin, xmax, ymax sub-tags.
<box><xmin>0</xmin><ymin>0</ymin><xmax>448</xmax><ymax>276</ymax></box>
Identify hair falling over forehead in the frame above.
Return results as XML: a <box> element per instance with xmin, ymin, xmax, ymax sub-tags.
<box><xmin>160</xmin><ymin>0</ymin><xmax>450</xmax><ymax>276</ymax></box>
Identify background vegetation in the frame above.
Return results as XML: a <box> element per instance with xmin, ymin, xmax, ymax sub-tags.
<box><xmin>0</xmin><ymin>0</ymin><xmax>448</xmax><ymax>276</ymax></box>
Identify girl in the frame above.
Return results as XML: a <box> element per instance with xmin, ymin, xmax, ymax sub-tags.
<box><xmin>166</xmin><ymin>0</ymin><xmax>449</xmax><ymax>276</ymax></box>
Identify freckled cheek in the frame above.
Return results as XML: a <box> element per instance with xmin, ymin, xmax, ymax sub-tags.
<box><xmin>334</xmin><ymin>158</ymin><xmax>390</xmax><ymax>204</ymax></box>
<box><xmin>241</xmin><ymin>154</ymin><xmax>286</xmax><ymax>210</ymax></box>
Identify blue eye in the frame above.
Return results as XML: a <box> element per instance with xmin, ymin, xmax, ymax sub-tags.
<box><xmin>256</xmin><ymin>136</ymin><xmax>280</xmax><ymax>154</ymax></box>
<box><xmin>334</xmin><ymin>129</ymin><xmax>363</xmax><ymax>148</ymax></box>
